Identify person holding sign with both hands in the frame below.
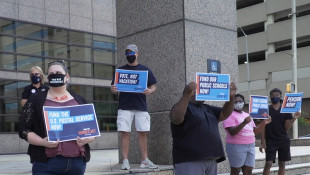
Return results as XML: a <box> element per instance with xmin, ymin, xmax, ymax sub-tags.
<box><xmin>170</xmin><ymin>81</ymin><xmax>237</xmax><ymax>175</ymax></box>
<box><xmin>19</xmin><ymin>60</ymin><xmax>95</xmax><ymax>175</ymax></box>
<box><xmin>111</xmin><ymin>44</ymin><xmax>158</xmax><ymax>170</ymax></box>
<box><xmin>259</xmin><ymin>88</ymin><xmax>301</xmax><ymax>175</ymax></box>
<box><xmin>223</xmin><ymin>94</ymin><xmax>271</xmax><ymax>175</ymax></box>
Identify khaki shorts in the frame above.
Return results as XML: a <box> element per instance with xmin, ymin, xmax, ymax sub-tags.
<box><xmin>117</xmin><ymin>109</ymin><xmax>150</xmax><ymax>132</ymax></box>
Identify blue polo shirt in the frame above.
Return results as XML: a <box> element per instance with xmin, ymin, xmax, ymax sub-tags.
<box><xmin>111</xmin><ymin>64</ymin><xmax>157</xmax><ymax>111</ymax></box>
<box><xmin>171</xmin><ymin>102</ymin><xmax>226</xmax><ymax>164</ymax></box>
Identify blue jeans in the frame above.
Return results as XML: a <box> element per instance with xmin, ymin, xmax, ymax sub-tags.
<box><xmin>32</xmin><ymin>156</ymin><xmax>86</xmax><ymax>175</ymax></box>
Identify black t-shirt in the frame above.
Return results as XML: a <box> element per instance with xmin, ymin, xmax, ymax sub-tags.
<box><xmin>171</xmin><ymin>102</ymin><xmax>226</xmax><ymax>164</ymax></box>
<box><xmin>111</xmin><ymin>64</ymin><xmax>157</xmax><ymax>111</ymax></box>
<box><xmin>265</xmin><ymin>105</ymin><xmax>293</xmax><ymax>141</ymax></box>
<box><xmin>21</xmin><ymin>84</ymin><xmax>49</xmax><ymax>100</ymax></box>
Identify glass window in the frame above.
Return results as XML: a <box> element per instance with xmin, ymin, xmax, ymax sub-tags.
<box><xmin>93</xmin><ymin>49</ymin><xmax>113</xmax><ymax>64</ymax></box>
<box><xmin>0</xmin><ymin>53</ymin><xmax>15</xmax><ymax>70</ymax></box>
<box><xmin>70</xmin><ymin>61</ymin><xmax>92</xmax><ymax>77</ymax></box>
<box><xmin>69</xmin><ymin>31</ymin><xmax>92</xmax><ymax>46</ymax></box>
<box><xmin>44</xmin><ymin>42</ymin><xmax>68</xmax><ymax>58</ymax></box>
<box><xmin>93</xmin><ymin>87</ymin><xmax>116</xmax><ymax>101</ymax></box>
<box><xmin>17</xmin><ymin>55</ymin><xmax>43</xmax><ymax>72</ymax></box>
<box><xmin>93</xmin><ymin>35</ymin><xmax>116</xmax><ymax>50</ymax></box>
<box><xmin>94</xmin><ymin>64</ymin><xmax>114</xmax><ymax>79</ymax></box>
<box><xmin>17</xmin><ymin>81</ymin><xmax>29</xmax><ymax>97</ymax></box>
<box><xmin>3</xmin><ymin>99</ymin><xmax>18</xmax><ymax>114</ymax></box>
<box><xmin>16</xmin><ymin>38</ymin><xmax>42</xmax><ymax>56</ymax></box>
<box><xmin>97</xmin><ymin>116</ymin><xmax>117</xmax><ymax>131</ymax></box>
<box><xmin>0</xmin><ymin>19</ymin><xmax>14</xmax><ymax>34</ymax></box>
<box><xmin>0</xmin><ymin>35</ymin><xmax>14</xmax><ymax>52</ymax></box>
<box><xmin>94</xmin><ymin>102</ymin><xmax>117</xmax><ymax>118</ymax></box>
<box><xmin>0</xmin><ymin>115</ymin><xmax>19</xmax><ymax>132</ymax></box>
<box><xmin>70</xmin><ymin>46</ymin><xmax>91</xmax><ymax>61</ymax></box>
<box><xmin>16</xmin><ymin>22</ymin><xmax>43</xmax><ymax>39</ymax></box>
<box><xmin>45</xmin><ymin>59</ymin><xmax>69</xmax><ymax>73</ymax></box>
<box><xmin>1</xmin><ymin>81</ymin><xmax>17</xmax><ymax>97</ymax></box>
<box><xmin>43</xmin><ymin>27</ymin><xmax>68</xmax><ymax>43</ymax></box>
<box><xmin>69</xmin><ymin>85</ymin><xmax>93</xmax><ymax>102</ymax></box>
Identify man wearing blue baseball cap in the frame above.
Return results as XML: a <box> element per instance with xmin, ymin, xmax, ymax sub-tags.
<box><xmin>111</xmin><ymin>44</ymin><xmax>158</xmax><ymax>170</ymax></box>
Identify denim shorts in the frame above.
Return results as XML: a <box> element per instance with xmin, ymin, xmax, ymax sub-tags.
<box><xmin>226</xmin><ymin>143</ymin><xmax>255</xmax><ymax>168</ymax></box>
<box><xmin>32</xmin><ymin>155</ymin><xmax>86</xmax><ymax>175</ymax></box>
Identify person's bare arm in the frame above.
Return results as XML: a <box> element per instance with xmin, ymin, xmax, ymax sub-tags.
<box><xmin>21</xmin><ymin>99</ymin><xmax>27</xmax><ymax>107</ymax></box>
<box><xmin>143</xmin><ymin>84</ymin><xmax>157</xmax><ymax>96</ymax></box>
<box><xmin>285</xmin><ymin>112</ymin><xmax>301</xmax><ymax>131</ymax></box>
<box><xmin>169</xmin><ymin>82</ymin><xmax>196</xmax><ymax>125</ymax></box>
<box><xmin>254</xmin><ymin>116</ymin><xmax>271</xmax><ymax>135</ymax></box>
<box><xmin>218</xmin><ymin>82</ymin><xmax>237</xmax><ymax>121</ymax></box>
<box><xmin>226</xmin><ymin>116</ymin><xmax>251</xmax><ymax>135</ymax></box>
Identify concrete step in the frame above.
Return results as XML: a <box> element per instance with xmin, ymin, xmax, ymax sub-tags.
<box><xmin>255</xmin><ymin>154</ymin><xmax>310</xmax><ymax>169</ymax></box>
<box><xmin>252</xmin><ymin>162</ymin><xmax>310</xmax><ymax>175</ymax></box>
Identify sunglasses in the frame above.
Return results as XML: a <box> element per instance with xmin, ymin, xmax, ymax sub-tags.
<box><xmin>125</xmin><ymin>51</ymin><xmax>135</xmax><ymax>56</ymax></box>
<box><xmin>30</xmin><ymin>73</ymin><xmax>41</xmax><ymax>77</ymax></box>
<box><xmin>48</xmin><ymin>60</ymin><xmax>66</xmax><ymax>66</ymax></box>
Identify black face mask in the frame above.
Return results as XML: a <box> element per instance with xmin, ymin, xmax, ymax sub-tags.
<box><xmin>271</xmin><ymin>97</ymin><xmax>281</xmax><ymax>104</ymax></box>
<box><xmin>31</xmin><ymin>75</ymin><xmax>41</xmax><ymax>84</ymax></box>
<box><xmin>126</xmin><ymin>55</ymin><xmax>136</xmax><ymax>63</ymax></box>
<box><xmin>48</xmin><ymin>74</ymin><xmax>67</xmax><ymax>87</ymax></box>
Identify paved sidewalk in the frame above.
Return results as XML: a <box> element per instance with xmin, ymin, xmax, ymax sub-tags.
<box><xmin>0</xmin><ymin>149</ymin><xmax>119</xmax><ymax>175</ymax></box>
<box><xmin>1</xmin><ymin>147</ymin><xmax>310</xmax><ymax>175</ymax></box>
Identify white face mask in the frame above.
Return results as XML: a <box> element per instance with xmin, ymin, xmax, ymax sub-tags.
<box><xmin>234</xmin><ymin>102</ymin><xmax>244</xmax><ymax>110</ymax></box>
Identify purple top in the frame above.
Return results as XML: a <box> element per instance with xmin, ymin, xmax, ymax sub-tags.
<box><xmin>44</xmin><ymin>99</ymin><xmax>85</xmax><ymax>158</ymax></box>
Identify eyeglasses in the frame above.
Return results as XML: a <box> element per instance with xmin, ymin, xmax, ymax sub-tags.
<box><xmin>125</xmin><ymin>51</ymin><xmax>135</xmax><ymax>56</ymax></box>
<box><xmin>48</xmin><ymin>60</ymin><xmax>66</xmax><ymax>67</ymax></box>
<box><xmin>30</xmin><ymin>73</ymin><xmax>41</xmax><ymax>77</ymax></box>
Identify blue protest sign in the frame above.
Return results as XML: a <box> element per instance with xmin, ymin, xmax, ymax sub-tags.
<box><xmin>280</xmin><ymin>93</ymin><xmax>303</xmax><ymax>113</ymax></box>
<box><xmin>195</xmin><ymin>73</ymin><xmax>230</xmax><ymax>101</ymax></box>
<box><xmin>249</xmin><ymin>95</ymin><xmax>269</xmax><ymax>119</ymax></box>
<box><xmin>43</xmin><ymin>104</ymin><xmax>100</xmax><ymax>142</ymax></box>
<box><xmin>114</xmin><ymin>69</ymin><xmax>148</xmax><ymax>93</ymax></box>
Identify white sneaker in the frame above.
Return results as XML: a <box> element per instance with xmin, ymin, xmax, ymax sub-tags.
<box><xmin>121</xmin><ymin>159</ymin><xmax>130</xmax><ymax>170</ymax></box>
<box><xmin>140</xmin><ymin>158</ymin><xmax>158</xmax><ymax>169</ymax></box>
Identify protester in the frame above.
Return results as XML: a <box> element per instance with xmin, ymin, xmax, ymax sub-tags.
<box><xmin>111</xmin><ymin>44</ymin><xmax>158</xmax><ymax>170</ymax></box>
<box><xmin>170</xmin><ymin>81</ymin><xmax>237</xmax><ymax>175</ymax></box>
<box><xmin>21</xmin><ymin>66</ymin><xmax>48</xmax><ymax>107</ymax></box>
<box><xmin>259</xmin><ymin>88</ymin><xmax>301</xmax><ymax>175</ymax></box>
<box><xmin>223</xmin><ymin>94</ymin><xmax>271</xmax><ymax>175</ymax></box>
<box><xmin>19</xmin><ymin>60</ymin><xmax>95</xmax><ymax>175</ymax></box>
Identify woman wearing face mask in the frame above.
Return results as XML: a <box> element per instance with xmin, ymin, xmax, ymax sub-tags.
<box><xmin>19</xmin><ymin>61</ymin><xmax>95</xmax><ymax>175</ymax></box>
<box><xmin>21</xmin><ymin>66</ymin><xmax>49</xmax><ymax>107</ymax></box>
<box><xmin>223</xmin><ymin>94</ymin><xmax>271</xmax><ymax>175</ymax></box>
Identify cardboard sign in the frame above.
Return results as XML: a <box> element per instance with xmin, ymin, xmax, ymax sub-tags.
<box><xmin>114</xmin><ymin>69</ymin><xmax>148</xmax><ymax>93</ymax></box>
<box><xmin>196</xmin><ymin>73</ymin><xmax>230</xmax><ymax>101</ymax></box>
<box><xmin>43</xmin><ymin>104</ymin><xmax>100</xmax><ymax>142</ymax></box>
<box><xmin>281</xmin><ymin>93</ymin><xmax>303</xmax><ymax>113</ymax></box>
<box><xmin>249</xmin><ymin>95</ymin><xmax>269</xmax><ymax>119</ymax></box>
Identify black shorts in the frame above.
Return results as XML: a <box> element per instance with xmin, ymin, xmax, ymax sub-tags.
<box><xmin>265</xmin><ymin>139</ymin><xmax>291</xmax><ymax>163</ymax></box>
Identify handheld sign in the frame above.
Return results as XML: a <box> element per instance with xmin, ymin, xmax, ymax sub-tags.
<box><xmin>43</xmin><ymin>104</ymin><xmax>100</xmax><ymax>142</ymax></box>
<box><xmin>249</xmin><ymin>95</ymin><xmax>269</xmax><ymax>119</ymax></box>
<box><xmin>280</xmin><ymin>92</ymin><xmax>303</xmax><ymax>113</ymax></box>
<box><xmin>114</xmin><ymin>69</ymin><xmax>148</xmax><ymax>93</ymax></box>
<box><xmin>196</xmin><ymin>73</ymin><xmax>230</xmax><ymax>101</ymax></box>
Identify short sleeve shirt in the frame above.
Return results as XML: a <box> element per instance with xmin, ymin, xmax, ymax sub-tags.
<box><xmin>171</xmin><ymin>103</ymin><xmax>226</xmax><ymax>164</ymax></box>
<box><xmin>223</xmin><ymin>111</ymin><xmax>256</xmax><ymax>144</ymax></box>
<box><xmin>111</xmin><ymin>64</ymin><xmax>157</xmax><ymax>111</ymax></box>
<box><xmin>22</xmin><ymin>84</ymin><xmax>49</xmax><ymax>100</ymax></box>
<box><xmin>265</xmin><ymin>105</ymin><xmax>293</xmax><ymax>141</ymax></box>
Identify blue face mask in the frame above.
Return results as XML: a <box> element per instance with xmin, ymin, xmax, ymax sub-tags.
<box><xmin>31</xmin><ymin>75</ymin><xmax>41</xmax><ymax>84</ymax></box>
<box><xmin>271</xmin><ymin>97</ymin><xmax>281</xmax><ymax>104</ymax></box>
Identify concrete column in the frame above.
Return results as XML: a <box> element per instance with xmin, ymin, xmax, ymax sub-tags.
<box><xmin>116</xmin><ymin>0</ymin><xmax>238</xmax><ymax>173</ymax></box>
<box><xmin>265</xmin><ymin>14</ymin><xmax>275</xmax><ymax>59</ymax></box>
